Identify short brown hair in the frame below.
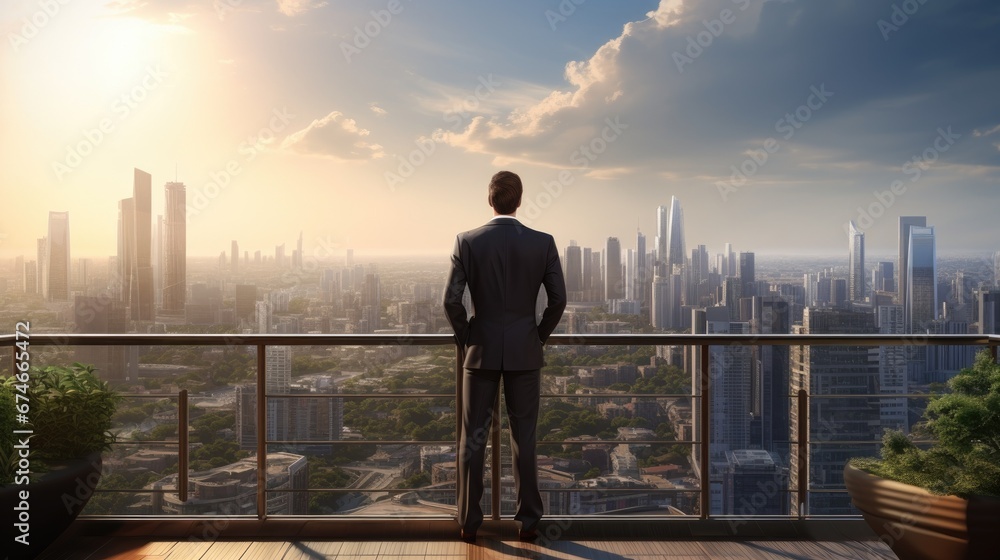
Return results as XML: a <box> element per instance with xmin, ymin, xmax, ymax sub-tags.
<box><xmin>488</xmin><ymin>171</ymin><xmax>522</xmax><ymax>215</ymax></box>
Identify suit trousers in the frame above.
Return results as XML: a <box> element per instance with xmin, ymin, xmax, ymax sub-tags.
<box><xmin>457</xmin><ymin>367</ymin><xmax>543</xmax><ymax>533</ymax></box>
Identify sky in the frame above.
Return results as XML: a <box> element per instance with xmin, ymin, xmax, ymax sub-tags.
<box><xmin>1</xmin><ymin>0</ymin><xmax>999</xmax><ymax>261</ymax></box>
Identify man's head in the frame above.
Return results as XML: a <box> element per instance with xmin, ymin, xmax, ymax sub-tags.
<box><xmin>488</xmin><ymin>170</ymin><xmax>522</xmax><ymax>216</ymax></box>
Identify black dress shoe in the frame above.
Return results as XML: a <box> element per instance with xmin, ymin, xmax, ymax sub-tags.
<box><xmin>461</xmin><ymin>529</ymin><xmax>477</xmax><ymax>543</ymax></box>
<box><xmin>518</xmin><ymin>528</ymin><xmax>539</xmax><ymax>542</ymax></box>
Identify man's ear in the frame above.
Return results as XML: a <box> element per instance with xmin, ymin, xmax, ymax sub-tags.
<box><xmin>488</xmin><ymin>194</ymin><xmax>494</xmax><ymax>208</ymax></box>
<box><xmin>516</xmin><ymin>198</ymin><xmax>522</xmax><ymax>208</ymax></box>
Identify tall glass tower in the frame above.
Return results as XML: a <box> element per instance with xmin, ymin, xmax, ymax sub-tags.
<box><xmin>163</xmin><ymin>182</ymin><xmax>187</xmax><ymax>312</ymax></box>
<box><xmin>848</xmin><ymin>221</ymin><xmax>865</xmax><ymax>302</ymax></box>
<box><xmin>898</xmin><ymin>216</ymin><xmax>926</xmax><ymax>309</ymax></box>
<box><xmin>667</xmin><ymin>196</ymin><xmax>685</xmax><ymax>272</ymax></box>
<box><xmin>655</xmin><ymin>205</ymin><xmax>668</xmax><ymax>276</ymax></box>
<box><xmin>46</xmin><ymin>211</ymin><xmax>70</xmax><ymax>301</ymax></box>
<box><xmin>906</xmin><ymin>226</ymin><xmax>937</xmax><ymax>332</ymax></box>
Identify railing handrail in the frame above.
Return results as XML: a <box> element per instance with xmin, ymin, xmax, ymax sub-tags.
<box><xmin>5</xmin><ymin>332</ymin><xmax>997</xmax><ymax>521</ymax></box>
<box><xmin>1</xmin><ymin>332</ymin><xmax>997</xmax><ymax>347</ymax></box>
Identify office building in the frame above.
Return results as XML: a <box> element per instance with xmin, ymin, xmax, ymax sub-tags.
<box><xmin>231</xmin><ymin>240</ymin><xmax>239</xmax><ymax>274</ymax></box>
<box><xmin>45</xmin><ymin>211</ymin><xmax>70</xmax><ymax>301</ymax></box>
<box><xmin>739</xmin><ymin>252</ymin><xmax>755</xmax><ymax>302</ymax></box>
<box><xmin>751</xmin><ymin>296</ymin><xmax>791</xmax><ymax>457</ymax></box>
<box><xmin>605</xmin><ymin>237</ymin><xmax>623</xmax><ymax>301</ymax></box>
<box><xmin>565</xmin><ymin>242</ymin><xmax>583</xmax><ymax>299</ymax></box>
<box><xmin>789</xmin><ymin>308</ymin><xmax>880</xmax><ymax>515</ymax></box>
<box><xmin>666</xmin><ymin>196</ymin><xmax>685</xmax><ymax>272</ymax></box>
<box><xmin>163</xmin><ymin>182</ymin><xmax>186</xmax><ymax>312</ymax></box>
<box><xmin>898</xmin><ymin>216</ymin><xmax>926</xmax><ymax>308</ymax></box>
<box><xmin>981</xmin><ymin>289</ymin><xmax>1000</xmax><ymax>335</ymax></box>
<box><xmin>848</xmin><ymin>221</ymin><xmax>865</xmax><ymax>302</ymax></box>
<box><xmin>876</xmin><ymin>305</ymin><xmax>908</xmax><ymax>434</ymax></box>
<box><xmin>655</xmin><ymin>205</ymin><xmax>668</xmax><ymax>276</ymax></box>
<box><xmin>906</xmin><ymin>226</ymin><xmax>937</xmax><ymax>332</ymax></box>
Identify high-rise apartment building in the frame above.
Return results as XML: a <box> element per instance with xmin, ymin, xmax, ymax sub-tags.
<box><xmin>45</xmin><ymin>211</ymin><xmax>70</xmax><ymax>301</ymax></box>
<box><xmin>848</xmin><ymin>221</ymin><xmax>865</xmax><ymax>302</ymax></box>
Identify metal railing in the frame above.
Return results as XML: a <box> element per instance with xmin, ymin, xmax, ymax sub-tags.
<box><xmin>2</xmin><ymin>332</ymin><xmax>997</xmax><ymax>521</ymax></box>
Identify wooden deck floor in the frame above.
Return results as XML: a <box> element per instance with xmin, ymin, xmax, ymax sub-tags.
<box><xmin>34</xmin><ymin>519</ymin><xmax>899</xmax><ymax>560</ymax></box>
<box><xmin>38</xmin><ymin>536</ymin><xmax>898</xmax><ymax>559</ymax></box>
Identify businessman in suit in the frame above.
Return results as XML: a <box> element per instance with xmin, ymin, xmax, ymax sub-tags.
<box><xmin>443</xmin><ymin>170</ymin><xmax>567</xmax><ymax>543</ymax></box>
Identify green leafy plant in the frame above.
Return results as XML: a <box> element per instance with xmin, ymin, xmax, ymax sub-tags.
<box><xmin>1</xmin><ymin>363</ymin><xmax>122</xmax><ymax>484</ymax></box>
<box><xmin>852</xmin><ymin>350</ymin><xmax>1000</xmax><ymax>498</ymax></box>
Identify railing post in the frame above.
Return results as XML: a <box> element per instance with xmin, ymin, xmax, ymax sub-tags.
<box><xmin>797</xmin><ymin>388</ymin><xmax>809</xmax><ymax>519</ymax></box>
<box><xmin>455</xmin><ymin>344</ymin><xmax>464</xmax><ymax>511</ymax></box>
<box><xmin>178</xmin><ymin>389</ymin><xmax>188</xmax><ymax>502</ymax></box>
<box><xmin>699</xmin><ymin>344</ymin><xmax>710</xmax><ymax>520</ymax></box>
<box><xmin>490</xmin><ymin>390</ymin><xmax>501</xmax><ymax>521</ymax></box>
<box><xmin>991</xmin><ymin>342</ymin><xmax>998</xmax><ymax>364</ymax></box>
<box><xmin>257</xmin><ymin>344</ymin><xmax>267</xmax><ymax>520</ymax></box>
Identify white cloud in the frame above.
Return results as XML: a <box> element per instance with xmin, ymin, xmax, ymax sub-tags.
<box><xmin>275</xmin><ymin>0</ymin><xmax>327</xmax><ymax>17</ymax></box>
<box><xmin>281</xmin><ymin>111</ymin><xmax>384</xmax><ymax>161</ymax></box>
<box><xmin>369</xmin><ymin>103</ymin><xmax>388</xmax><ymax>117</ymax></box>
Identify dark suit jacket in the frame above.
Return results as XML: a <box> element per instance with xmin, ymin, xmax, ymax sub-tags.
<box><xmin>443</xmin><ymin>217</ymin><xmax>567</xmax><ymax>371</ymax></box>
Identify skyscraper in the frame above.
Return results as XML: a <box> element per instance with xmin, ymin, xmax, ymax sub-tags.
<box><xmin>118</xmin><ymin>198</ymin><xmax>135</xmax><ymax>311</ymax></box>
<box><xmin>605</xmin><ymin>237</ymin><xmax>623</xmax><ymax>301</ymax></box>
<box><xmin>636</xmin><ymin>230</ymin><xmax>646</xmax><ymax>305</ymax></box>
<box><xmin>692</xmin><ymin>306</ymin><xmax>751</xmax><ymax>463</ymax></box>
<box><xmin>898</xmin><ymin>216</ymin><xmax>927</xmax><ymax>308</ymax></box>
<box><xmin>752</xmin><ymin>295</ymin><xmax>791</xmax><ymax>458</ymax></box>
<box><xmin>666</xmin><ymin>196</ymin><xmax>685</xmax><ymax>272</ymax></box>
<box><xmin>45</xmin><ymin>211</ymin><xmax>70</xmax><ymax>301</ymax></box>
<box><xmin>564</xmin><ymin>242</ymin><xmax>583</xmax><ymax>299</ymax></box>
<box><xmin>848</xmin><ymin>221</ymin><xmax>865</xmax><ymax>302</ymax></box>
<box><xmin>979</xmin><ymin>289</ymin><xmax>1000</xmax><ymax>335</ymax></box>
<box><xmin>994</xmin><ymin>251</ymin><xmax>1000</xmax><ymax>287</ymax></box>
<box><xmin>163</xmin><ymin>182</ymin><xmax>186</xmax><ymax>312</ymax></box>
<box><xmin>655</xmin><ymin>205</ymin><xmax>668</xmax><ymax>276</ymax></box>
<box><xmin>153</xmin><ymin>215</ymin><xmax>164</xmax><ymax>308</ymax></box>
<box><xmin>876</xmin><ymin>304</ymin><xmax>908</xmax><ymax>434</ymax></box>
<box><xmin>231</xmin><ymin>240</ymin><xmax>239</xmax><ymax>274</ymax></box>
<box><xmin>872</xmin><ymin>261</ymin><xmax>894</xmax><ymax>296</ymax></box>
<box><xmin>362</xmin><ymin>271</ymin><xmax>381</xmax><ymax>331</ymax></box>
<box><xmin>739</xmin><ymin>252</ymin><xmax>755</xmax><ymax>301</ymax></box>
<box><xmin>790</xmin><ymin>308</ymin><xmax>880</xmax><ymax>515</ymax></box>
<box><xmin>906</xmin><ymin>226</ymin><xmax>937</xmax><ymax>332</ymax></box>
<box><xmin>133</xmin><ymin>168</ymin><xmax>154</xmax><ymax>321</ymax></box>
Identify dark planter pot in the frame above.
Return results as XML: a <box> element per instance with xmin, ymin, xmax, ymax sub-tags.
<box><xmin>844</xmin><ymin>463</ymin><xmax>1000</xmax><ymax>560</ymax></box>
<box><xmin>1</xmin><ymin>453</ymin><xmax>103</xmax><ymax>560</ymax></box>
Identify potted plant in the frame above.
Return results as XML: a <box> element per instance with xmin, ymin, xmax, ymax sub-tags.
<box><xmin>845</xmin><ymin>350</ymin><xmax>1000</xmax><ymax>560</ymax></box>
<box><xmin>1</xmin><ymin>363</ymin><xmax>122</xmax><ymax>559</ymax></box>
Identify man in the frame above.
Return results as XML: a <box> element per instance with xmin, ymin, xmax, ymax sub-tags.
<box><xmin>443</xmin><ymin>170</ymin><xmax>567</xmax><ymax>543</ymax></box>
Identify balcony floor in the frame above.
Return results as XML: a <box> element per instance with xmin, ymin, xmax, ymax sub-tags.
<box><xmin>37</xmin><ymin>519</ymin><xmax>899</xmax><ymax>559</ymax></box>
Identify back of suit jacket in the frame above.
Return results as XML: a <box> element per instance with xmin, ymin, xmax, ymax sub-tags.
<box><xmin>444</xmin><ymin>218</ymin><xmax>567</xmax><ymax>371</ymax></box>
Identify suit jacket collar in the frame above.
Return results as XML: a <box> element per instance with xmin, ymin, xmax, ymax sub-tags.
<box><xmin>488</xmin><ymin>216</ymin><xmax>520</xmax><ymax>225</ymax></box>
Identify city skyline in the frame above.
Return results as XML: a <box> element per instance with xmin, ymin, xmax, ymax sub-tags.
<box><xmin>2</xmin><ymin>1</ymin><xmax>999</xmax><ymax>258</ymax></box>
